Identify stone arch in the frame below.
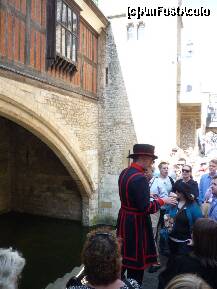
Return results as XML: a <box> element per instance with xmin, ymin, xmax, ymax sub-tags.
<box><xmin>0</xmin><ymin>94</ymin><xmax>95</xmax><ymax>225</ymax></box>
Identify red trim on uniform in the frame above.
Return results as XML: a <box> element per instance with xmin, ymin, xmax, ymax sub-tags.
<box><xmin>121</xmin><ymin>205</ymin><xmax>139</xmax><ymax>211</ymax></box>
<box><xmin>125</xmin><ymin>256</ymin><xmax>138</xmax><ymax>261</ymax></box>
<box><xmin>130</xmin><ymin>163</ymin><xmax>145</xmax><ymax>172</ymax></box>
<box><xmin>157</xmin><ymin>198</ymin><xmax>165</xmax><ymax>206</ymax></box>
<box><xmin>121</xmin><ymin>204</ymin><xmax>144</xmax><ymax>213</ymax></box>
<box><xmin>120</xmin><ymin>209</ymin><xmax>145</xmax><ymax>216</ymax></box>
<box><xmin>122</xmin><ymin>260</ymin><xmax>158</xmax><ymax>270</ymax></box>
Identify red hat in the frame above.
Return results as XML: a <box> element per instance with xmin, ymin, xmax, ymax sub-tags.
<box><xmin>128</xmin><ymin>144</ymin><xmax>158</xmax><ymax>159</ymax></box>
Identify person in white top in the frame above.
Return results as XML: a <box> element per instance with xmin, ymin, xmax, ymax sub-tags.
<box><xmin>150</xmin><ymin>162</ymin><xmax>174</xmax><ymax>198</ymax></box>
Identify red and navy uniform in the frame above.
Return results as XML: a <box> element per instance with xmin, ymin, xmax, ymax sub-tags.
<box><xmin>117</xmin><ymin>163</ymin><xmax>164</xmax><ymax>270</ymax></box>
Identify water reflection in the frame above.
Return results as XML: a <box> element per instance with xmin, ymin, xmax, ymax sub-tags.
<box><xmin>0</xmin><ymin>212</ymin><xmax>89</xmax><ymax>289</ymax></box>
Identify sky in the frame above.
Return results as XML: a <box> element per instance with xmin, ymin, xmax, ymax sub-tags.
<box><xmin>181</xmin><ymin>0</ymin><xmax>217</xmax><ymax>91</ymax></box>
<box><xmin>98</xmin><ymin>0</ymin><xmax>217</xmax><ymax>92</ymax></box>
<box><xmin>96</xmin><ymin>0</ymin><xmax>217</xmax><ymax>150</ymax></box>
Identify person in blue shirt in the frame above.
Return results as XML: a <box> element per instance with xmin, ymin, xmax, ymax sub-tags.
<box><xmin>199</xmin><ymin>159</ymin><xmax>217</xmax><ymax>205</ymax></box>
<box><xmin>208</xmin><ymin>175</ymin><xmax>217</xmax><ymax>221</ymax></box>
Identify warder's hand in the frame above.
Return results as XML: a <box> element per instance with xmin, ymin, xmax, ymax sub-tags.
<box><xmin>161</xmin><ymin>196</ymin><xmax>177</xmax><ymax>206</ymax></box>
<box><xmin>169</xmin><ymin>192</ymin><xmax>177</xmax><ymax>198</ymax></box>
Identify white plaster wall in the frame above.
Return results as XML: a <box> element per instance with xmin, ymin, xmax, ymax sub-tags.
<box><xmin>100</xmin><ymin>0</ymin><xmax>178</xmax><ymax>159</ymax></box>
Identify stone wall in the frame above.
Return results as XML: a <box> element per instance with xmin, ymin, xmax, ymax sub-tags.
<box><xmin>0</xmin><ymin>73</ymin><xmax>99</xmax><ymax>225</ymax></box>
<box><xmin>98</xmin><ymin>25</ymin><xmax>137</xmax><ymax>221</ymax></box>
<box><xmin>180</xmin><ymin>118</ymin><xmax>196</xmax><ymax>150</ymax></box>
<box><xmin>180</xmin><ymin>105</ymin><xmax>201</xmax><ymax>150</ymax></box>
<box><xmin>0</xmin><ymin>25</ymin><xmax>136</xmax><ymax>225</ymax></box>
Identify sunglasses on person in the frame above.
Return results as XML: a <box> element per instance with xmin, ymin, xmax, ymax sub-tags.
<box><xmin>182</xmin><ymin>169</ymin><xmax>190</xmax><ymax>173</ymax></box>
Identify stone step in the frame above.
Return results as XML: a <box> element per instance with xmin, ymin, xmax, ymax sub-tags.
<box><xmin>44</xmin><ymin>265</ymin><xmax>84</xmax><ymax>289</ymax></box>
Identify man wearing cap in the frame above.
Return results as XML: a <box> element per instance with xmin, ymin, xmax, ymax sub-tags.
<box><xmin>116</xmin><ymin>144</ymin><xmax>177</xmax><ymax>285</ymax></box>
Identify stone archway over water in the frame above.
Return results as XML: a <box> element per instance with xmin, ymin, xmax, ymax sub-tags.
<box><xmin>0</xmin><ymin>94</ymin><xmax>95</xmax><ymax>225</ymax></box>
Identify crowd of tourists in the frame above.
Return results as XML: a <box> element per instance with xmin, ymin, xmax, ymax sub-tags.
<box><xmin>1</xmin><ymin>143</ymin><xmax>217</xmax><ymax>289</ymax></box>
<box><xmin>115</xmin><ymin>144</ymin><xmax>217</xmax><ymax>289</ymax></box>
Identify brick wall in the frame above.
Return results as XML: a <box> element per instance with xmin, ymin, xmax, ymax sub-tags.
<box><xmin>0</xmin><ymin>0</ymin><xmax>98</xmax><ymax>97</ymax></box>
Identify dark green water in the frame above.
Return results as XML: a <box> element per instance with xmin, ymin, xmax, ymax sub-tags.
<box><xmin>0</xmin><ymin>212</ymin><xmax>89</xmax><ymax>289</ymax></box>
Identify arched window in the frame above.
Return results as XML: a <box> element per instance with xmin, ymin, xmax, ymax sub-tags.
<box><xmin>127</xmin><ymin>23</ymin><xmax>135</xmax><ymax>41</ymax></box>
<box><xmin>137</xmin><ymin>22</ymin><xmax>145</xmax><ymax>40</ymax></box>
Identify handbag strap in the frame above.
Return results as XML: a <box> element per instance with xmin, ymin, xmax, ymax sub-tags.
<box><xmin>149</xmin><ymin>176</ymin><xmax>157</xmax><ymax>188</ymax></box>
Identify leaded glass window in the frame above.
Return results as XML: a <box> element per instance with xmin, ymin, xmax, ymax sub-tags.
<box><xmin>56</xmin><ymin>0</ymin><xmax>78</xmax><ymax>62</ymax></box>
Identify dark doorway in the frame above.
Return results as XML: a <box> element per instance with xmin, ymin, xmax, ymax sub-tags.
<box><xmin>0</xmin><ymin>116</ymin><xmax>86</xmax><ymax>288</ymax></box>
<box><xmin>0</xmin><ymin>116</ymin><xmax>82</xmax><ymax>220</ymax></box>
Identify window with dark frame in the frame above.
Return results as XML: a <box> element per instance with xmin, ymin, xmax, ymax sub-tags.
<box><xmin>46</xmin><ymin>0</ymin><xmax>80</xmax><ymax>74</ymax></box>
<box><xmin>56</xmin><ymin>0</ymin><xmax>78</xmax><ymax>63</ymax></box>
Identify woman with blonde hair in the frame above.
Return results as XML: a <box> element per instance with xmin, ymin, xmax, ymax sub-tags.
<box><xmin>165</xmin><ymin>274</ymin><xmax>212</xmax><ymax>289</ymax></box>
